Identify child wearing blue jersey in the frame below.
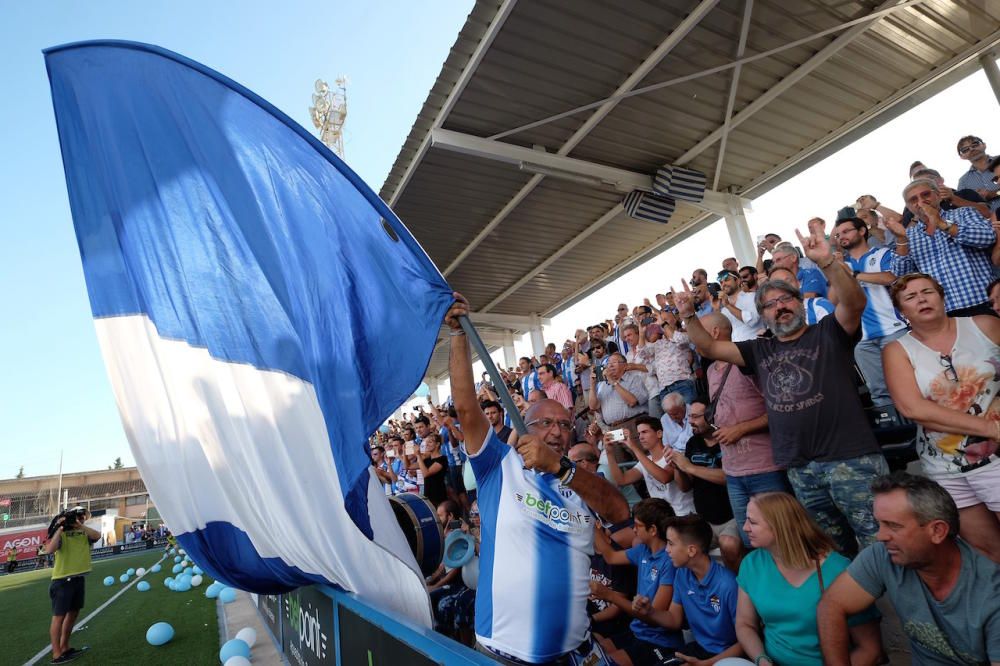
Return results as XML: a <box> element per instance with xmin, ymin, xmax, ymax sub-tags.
<box><xmin>591</xmin><ymin>498</ymin><xmax>684</xmax><ymax>666</ymax></box>
<box><xmin>633</xmin><ymin>516</ymin><xmax>744</xmax><ymax>663</ymax></box>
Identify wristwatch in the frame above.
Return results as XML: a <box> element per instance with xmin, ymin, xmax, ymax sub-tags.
<box><xmin>557</xmin><ymin>456</ymin><xmax>576</xmax><ymax>486</ymax></box>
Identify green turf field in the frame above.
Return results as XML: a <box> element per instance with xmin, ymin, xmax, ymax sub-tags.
<box><xmin>3</xmin><ymin>551</ymin><xmax>222</xmax><ymax>665</ymax></box>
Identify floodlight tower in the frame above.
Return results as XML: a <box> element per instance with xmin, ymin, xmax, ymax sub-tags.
<box><xmin>309</xmin><ymin>76</ymin><xmax>348</xmax><ymax>158</ymax></box>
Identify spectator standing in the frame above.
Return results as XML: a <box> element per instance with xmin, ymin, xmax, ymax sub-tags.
<box><xmin>716</xmin><ymin>270</ymin><xmax>761</xmax><ymax>342</ymax></box>
<box><xmin>766</xmin><ymin>267</ymin><xmax>834</xmax><ymax>325</ymax></box>
<box><xmin>537</xmin><ymin>362</ymin><xmax>574</xmax><ymax>411</ymax></box>
<box><xmin>482</xmin><ymin>400</ymin><xmax>513</xmax><ymax>444</ymax></box>
<box><xmin>588</xmin><ymin>353</ymin><xmax>648</xmax><ymax>438</ymax></box>
<box><xmin>883</xmin><ymin>273</ymin><xmax>1000</xmax><ymax>561</ymax></box>
<box><xmin>833</xmin><ymin>216</ymin><xmax>908</xmax><ymax>406</ymax></box>
<box><xmin>956</xmin><ymin>135</ymin><xmax>1000</xmax><ymax>213</ymax></box>
<box><xmin>887</xmin><ymin>179</ymin><xmax>996</xmax><ymax>317</ymax></box>
<box><xmin>669</xmin><ymin>401</ymin><xmax>744</xmax><ymax>571</ymax></box>
<box><xmin>659</xmin><ymin>393</ymin><xmax>693</xmax><ymax>454</ymax></box>
<box><xmin>517</xmin><ymin>357</ymin><xmax>542</xmax><ymax>400</ymax></box>
<box><xmin>446</xmin><ymin>293</ymin><xmax>628</xmax><ymax>664</ymax></box>
<box><xmin>735</xmin><ymin>493</ymin><xmax>882</xmax><ymax>666</ymax></box>
<box><xmin>739</xmin><ymin>266</ymin><xmax>759</xmax><ymax>294</ymax></box>
<box><xmin>417</xmin><ymin>433</ymin><xmax>449</xmax><ymax>507</ymax></box>
<box><xmin>677</xmin><ymin>228</ymin><xmax>889</xmax><ymax>556</ymax></box>
<box><xmin>818</xmin><ymin>473</ymin><xmax>1000</xmax><ymax>665</ymax></box>
<box><xmin>771</xmin><ymin>243</ymin><xmax>828</xmax><ymax>298</ymax></box>
<box><xmin>638</xmin><ymin>315</ymin><xmax>696</xmax><ymax>406</ymax></box>
<box><xmin>698</xmin><ymin>313</ymin><xmax>788</xmax><ymax>548</ymax></box>
<box><xmin>6</xmin><ymin>546</ymin><xmax>16</xmax><ymax>574</ymax></box>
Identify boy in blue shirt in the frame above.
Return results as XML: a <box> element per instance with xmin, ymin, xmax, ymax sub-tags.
<box><xmin>591</xmin><ymin>498</ymin><xmax>683</xmax><ymax>665</ymax></box>
<box><xmin>634</xmin><ymin>515</ymin><xmax>744</xmax><ymax>663</ymax></box>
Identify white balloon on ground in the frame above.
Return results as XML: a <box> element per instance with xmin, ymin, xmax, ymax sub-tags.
<box><xmin>191</xmin><ymin>575</ymin><xmax>203</xmax><ymax>587</ymax></box>
<box><xmin>224</xmin><ymin>657</ymin><xmax>251</xmax><ymax>666</ymax></box>
<box><xmin>234</xmin><ymin>627</ymin><xmax>256</xmax><ymax>648</ymax></box>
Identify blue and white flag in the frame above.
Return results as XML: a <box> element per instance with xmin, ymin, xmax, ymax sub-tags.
<box><xmin>45</xmin><ymin>41</ymin><xmax>452</xmax><ymax>625</ymax></box>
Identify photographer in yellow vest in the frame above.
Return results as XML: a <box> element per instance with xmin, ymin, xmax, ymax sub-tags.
<box><xmin>45</xmin><ymin>506</ymin><xmax>99</xmax><ymax>663</ymax></box>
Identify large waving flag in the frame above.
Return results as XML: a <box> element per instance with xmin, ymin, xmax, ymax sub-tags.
<box><xmin>45</xmin><ymin>41</ymin><xmax>452</xmax><ymax>625</ymax></box>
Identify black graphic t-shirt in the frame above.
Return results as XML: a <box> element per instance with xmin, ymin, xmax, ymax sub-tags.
<box><xmin>684</xmin><ymin>435</ymin><xmax>733</xmax><ymax>526</ymax></box>
<box><xmin>735</xmin><ymin>315</ymin><xmax>879</xmax><ymax>467</ymax></box>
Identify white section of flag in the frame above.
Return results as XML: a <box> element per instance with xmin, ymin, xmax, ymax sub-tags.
<box><xmin>93</xmin><ymin>314</ymin><xmax>432</xmax><ymax>626</ymax></box>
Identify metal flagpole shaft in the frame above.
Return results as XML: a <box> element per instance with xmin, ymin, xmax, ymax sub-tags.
<box><xmin>458</xmin><ymin>315</ymin><xmax>528</xmax><ymax>435</ymax></box>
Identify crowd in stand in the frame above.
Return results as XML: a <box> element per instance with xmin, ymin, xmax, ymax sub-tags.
<box><xmin>371</xmin><ymin>135</ymin><xmax>1000</xmax><ymax>665</ymax></box>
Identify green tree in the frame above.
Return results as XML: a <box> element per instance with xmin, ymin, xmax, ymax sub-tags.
<box><xmin>109</xmin><ymin>457</ymin><xmax>124</xmax><ymax>470</ymax></box>
<box><xmin>15</xmin><ymin>466</ymin><xmax>24</xmax><ymax>479</ymax></box>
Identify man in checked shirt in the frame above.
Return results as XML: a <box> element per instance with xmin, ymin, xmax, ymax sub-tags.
<box><xmin>885</xmin><ymin>178</ymin><xmax>997</xmax><ymax>318</ymax></box>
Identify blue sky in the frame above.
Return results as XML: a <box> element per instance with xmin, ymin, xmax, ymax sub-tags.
<box><xmin>3</xmin><ymin>3</ymin><xmax>1000</xmax><ymax>477</ymax></box>
<box><xmin>0</xmin><ymin>1</ymin><xmax>474</xmax><ymax>478</ymax></box>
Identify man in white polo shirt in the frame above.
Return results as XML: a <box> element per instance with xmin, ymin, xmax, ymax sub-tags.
<box><xmin>446</xmin><ymin>293</ymin><xmax>628</xmax><ymax>665</ymax></box>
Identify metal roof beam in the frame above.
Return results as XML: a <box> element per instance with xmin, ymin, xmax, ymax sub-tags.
<box><xmin>676</xmin><ymin>0</ymin><xmax>902</xmax><ymax>166</ymax></box>
<box><xmin>712</xmin><ymin>0</ymin><xmax>753</xmax><ymax>190</ymax></box>
<box><xmin>430</xmin><ymin>128</ymin><xmax>752</xmax><ymax>216</ymax></box>
<box><xmin>439</xmin><ymin>0</ymin><xmax>720</xmax><ymax>276</ymax></box>
<box><xmin>386</xmin><ymin>0</ymin><xmax>518</xmax><ymax>207</ymax></box>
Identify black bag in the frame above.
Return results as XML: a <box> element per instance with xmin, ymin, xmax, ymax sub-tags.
<box><xmin>703</xmin><ymin>362</ymin><xmax>734</xmax><ymax>429</ymax></box>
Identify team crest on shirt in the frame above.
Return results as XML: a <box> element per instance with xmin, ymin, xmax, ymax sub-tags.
<box><xmin>710</xmin><ymin>593</ymin><xmax>721</xmax><ymax>613</ymax></box>
<box><xmin>513</xmin><ymin>491</ymin><xmax>591</xmax><ymax>533</ymax></box>
<box><xmin>649</xmin><ymin>567</ymin><xmax>659</xmax><ymax>581</ymax></box>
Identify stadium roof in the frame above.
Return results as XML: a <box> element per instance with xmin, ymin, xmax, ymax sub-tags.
<box><xmin>378</xmin><ymin>0</ymin><xmax>1000</xmax><ymax>384</ymax></box>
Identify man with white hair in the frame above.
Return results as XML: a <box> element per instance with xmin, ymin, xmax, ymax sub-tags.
<box><xmin>885</xmin><ymin>178</ymin><xmax>996</xmax><ymax>317</ymax></box>
<box><xmin>659</xmin><ymin>392</ymin><xmax>692</xmax><ymax>453</ymax></box>
<box><xmin>770</xmin><ymin>242</ymin><xmax>827</xmax><ymax>298</ymax></box>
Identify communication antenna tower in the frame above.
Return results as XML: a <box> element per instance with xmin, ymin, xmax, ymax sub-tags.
<box><xmin>309</xmin><ymin>76</ymin><xmax>348</xmax><ymax>158</ymax></box>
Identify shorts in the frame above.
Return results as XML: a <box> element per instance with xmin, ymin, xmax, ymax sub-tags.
<box><xmin>617</xmin><ymin>633</ymin><xmax>677</xmax><ymax>666</ymax></box>
<box><xmin>50</xmin><ymin>576</ymin><xmax>86</xmax><ymax>616</ymax></box>
<box><xmin>709</xmin><ymin>518</ymin><xmax>741</xmax><ymax>547</ymax></box>
<box><xmin>932</xmin><ymin>458</ymin><xmax>1000</xmax><ymax>511</ymax></box>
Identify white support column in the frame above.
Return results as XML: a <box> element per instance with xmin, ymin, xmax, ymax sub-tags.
<box><xmin>529</xmin><ymin>314</ymin><xmax>546</xmax><ymax>357</ymax></box>
<box><xmin>502</xmin><ymin>330</ymin><xmax>517</xmax><ymax>371</ymax></box>
<box><xmin>980</xmin><ymin>53</ymin><xmax>1000</xmax><ymax>107</ymax></box>
<box><xmin>428</xmin><ymin>379</ymin><xmax>441</xmax><ymax>407</ymax></box>
<box><xmin>724</xmin><ymin>193</ymin><xmax>756</xmax><ymax>267</ymax></box>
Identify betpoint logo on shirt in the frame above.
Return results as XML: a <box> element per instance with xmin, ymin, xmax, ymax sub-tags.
<box><xmin>514</xmin><ymin>491</ymin><xmax>590</xmax><ymax>532</ymax></box>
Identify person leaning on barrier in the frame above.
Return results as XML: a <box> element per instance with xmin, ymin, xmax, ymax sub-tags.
<box><xmin>445</xmin><ymin>291</ymin><xmax>628</xmax><ymax>665</ymax></box>
<box><xmin>46</xmin><ymin>506</ymin><xmax>100</xmax><ymax>664</ymax></box>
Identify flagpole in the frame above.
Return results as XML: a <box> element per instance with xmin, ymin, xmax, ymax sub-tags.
<box><xmin>458</xmin><ymin>315</ymin><xmax>528</xmax><ymax>436</ymax></box>
<box><xmin>56</xmin><ymin>450</ymin><xmax>64</xmax><ymax>512</ymax></box>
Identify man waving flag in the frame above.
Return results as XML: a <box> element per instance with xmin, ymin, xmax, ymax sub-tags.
<box><xmin>45</xmin><ymin>41</ymin><xmax>452</xmax><ymax>625</ymax></box>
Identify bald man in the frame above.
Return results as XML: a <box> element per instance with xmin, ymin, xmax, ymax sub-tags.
<box><xmin>446</xmin><ymin>293</ymin><xmax>627</xmax><ymax>664</ymax></box>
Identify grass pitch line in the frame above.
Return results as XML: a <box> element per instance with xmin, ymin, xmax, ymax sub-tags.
<box><xmin>25</xmin><ymin>552</ymin><xmax>170</xmax><ymax>666</ymax></box>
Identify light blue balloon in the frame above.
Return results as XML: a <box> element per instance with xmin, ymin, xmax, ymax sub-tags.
<box><xmin>150</xmin><ymin>564</ymin><xmax>162</xmax><ymax>573</ymax></box>
<box><xmin>172</xmin><ymin>564</ymin><xmax>183</xmax><ymax>574</ymax></box>
<box><xmin>119</xmin><ymin>574</ymin><xmax>130</xmax><ymax>583</ymax></box>
<box><xmin>219</xmin><ymin>587</ymin><xmax>238</xmax><ymax>604</ymax></box>
<box><xmin>169</xmin><ymin>548</ymin><xmax>176</xmax><ymax>555</ymax></box>
<box><xmin>205</xmin><ymin>583</ymin><xmax>222</xmax><ymax>599</ymax></box>
<box><xmin>192</xmin><ymin>566</ymin><xmax>203</xmax><ymax>575</ymax></box>
<box><xmin>146</xmin><ymin>622</ymin><xmax>174</xmax><ymax>646</ymax></box>
<box><xmin>378</xmin><ymin>424</ymin><xmax>390</xmax><ymax>434</ymax></box>
<box><xmin>219</xmin><ymin>638</ymin><xmax>251</xmax><ymax>663</ymax></box>
<box><xmin>103</xmin><ymin>576</ymin><xmax>114</xmax><ymax>586</ymax></box>
<box><xmin>174</xmin><ymin>556</ymin><xmax>181</xmax><ymax>563</ymax></box>
<box><xmin>164</xmin><ymin>576</ymin><xmax>173</xmax><ymax>586</ymax></box>
<box><xmin>414</xmin><ymin>382</ymin><xmax>430</xmax><ymax>397</ymax></box>
<box><xmin>137</xmin><ymin>581</ymin><xmax>151</xmax><ymax>592</ymax></box>
<box><xmin>174</xmin><ymin>579</ymin><xmax>191</xmax><ymax>592</ymax></box>
<box><xmin>127</xmin><ymin>568</ymin><xmax>135</xmax><ymax>576</ymax></box>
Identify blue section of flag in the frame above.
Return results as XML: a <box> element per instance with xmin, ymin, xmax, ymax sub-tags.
<box><xmin>45</xmin><ymin>41</ymin><xmax>453</xmax><ymax>590</ymax></box>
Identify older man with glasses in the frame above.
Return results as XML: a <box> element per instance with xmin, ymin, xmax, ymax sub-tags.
<box><xmin>445</xmin><ymin>292</ymin><xmax>627</xmax><ymax>665</ymax></box>
<box><xmin>588</xmin><ymin>352</ymin><xmax>649</xmax><ymax>442</ymax></box>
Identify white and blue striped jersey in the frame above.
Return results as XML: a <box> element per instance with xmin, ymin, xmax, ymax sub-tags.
<box><xmin>845</xmin><ymin>248</ymin><xmax>907</xmax><ymax>341</ymax></box>
<box><xmin>804</xmin><ymin>297</ymin><xmax>834</xmax><ymax>325</ymax></box>
<box><xmin>521</xmin><ymin>370</ymin><xmax>542</xmax><ymax>399</ymax></box>
<box><xmin>470</xmin><ymin>429</ymin><xmax>594</xmax><ymax>662</ymax></box>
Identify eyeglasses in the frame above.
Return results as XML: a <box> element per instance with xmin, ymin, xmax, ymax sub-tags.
<box><xmin>958</xmin><ymin>140</ymin><xmax>982</xmax><ymax>155</ymax></box>
<box><xmin>761</xmin><ymin>293</ymin><xmax>799</xmax><ymax>310</ymax></box>
<box><xmin>469</xmin><ymin>510</ymin><xmax>480</xmax><ymax>517</ymax></box>
<box><xmin>939</xmin><ymin>354</ymin><xmax>959</xmax><ymax>382</ymax></box>
<box><xmin>526</xmin><ymin>418</ymin><xmax>574</xmax><ymax>432</ymax></box>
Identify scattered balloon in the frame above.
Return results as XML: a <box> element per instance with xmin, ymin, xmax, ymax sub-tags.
<box><xmin>219</xmin><ymin>638</ymin><xmax>251</xmax><ymax>663</ymax></box>
<box><xmin>103</xmin><ymin>576</ymin><xmax>114</xmax><ymax>586</ymax></box>
<box><xmin>219</xmin><ymin>587</ymin><xmax>238</xmax><ymax>604</ymax></box>
<box><xmin>146</xmin><ymin>622</ymin><xmax>174</xmax><ymax>646</ymax></box>
<box><xmin>235</xmin><ymin>626</ymin><xmax>257</xmax><ymax>648</ymax></box>
<box><xmin>137</xmin><ymin>581</ymin><xmax>151</xmax><ymax>592</ymax></box>
<box><xmin>119</xmin><ymin>574</ymin><xmax>130</xmax><ymax>583</ymax></box>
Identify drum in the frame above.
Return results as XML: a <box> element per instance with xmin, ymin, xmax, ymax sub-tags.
<box><xmin>388</xmin><ymin>493</ymin><xmax>443</xmax><ymax>577</ymax></box>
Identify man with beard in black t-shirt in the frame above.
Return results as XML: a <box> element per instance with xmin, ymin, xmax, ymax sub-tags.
<box><xmin>675</xmin><ymin>227</ymin><xmax>888</xmax><ymax>558</ymax></box>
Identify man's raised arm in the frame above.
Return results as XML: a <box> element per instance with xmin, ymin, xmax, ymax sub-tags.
<box><xmin>446</xmin><ymin>293</ymin><xmax>490</xmax><ymax>455</ymax></box>
<box><xmin>673</xmin><ymin>281</ymin><xmax>745</xmax><ymax>366</ymax></box>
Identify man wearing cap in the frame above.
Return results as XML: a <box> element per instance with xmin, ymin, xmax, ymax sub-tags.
<box><xmin>446</xmin><ymin>292</ymin><xmax>628</xmax><ymax>665</ymax></box>
<box><xmin>715</xmin><ymin>269</ymin><xmax>760</xmax><ymax>342</ymax></box>
<box><xmin>46</xmin><ymin>507</ymin><xmax>100</xmax><ymax>663</ymax></box>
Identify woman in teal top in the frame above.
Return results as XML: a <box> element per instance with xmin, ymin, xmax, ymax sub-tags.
<box><xmin>735</xmin><ymin>492</ymin><xmax>881</xmax><ymax>666</ymax></box>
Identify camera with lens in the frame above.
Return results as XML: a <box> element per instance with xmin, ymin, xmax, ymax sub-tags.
<box><xmin>47</xmin><ymin>506</ymin><xmax>87</xmax><ymax>538</ymax></box>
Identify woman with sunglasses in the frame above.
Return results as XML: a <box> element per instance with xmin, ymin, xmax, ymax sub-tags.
<box><xmin>883</xmin><ymin>272</ymin><xmax>1000</xmax><ymax>561</ymax></box>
